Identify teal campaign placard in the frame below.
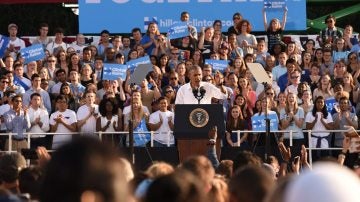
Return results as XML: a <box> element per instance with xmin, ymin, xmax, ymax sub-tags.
<box><xmin>103</xmin><ymin>63</ymin><xmax>127</xmax><ymax>80</ymax></box>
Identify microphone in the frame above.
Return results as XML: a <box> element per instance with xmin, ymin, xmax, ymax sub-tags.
<box><xmin>193</xmin><ymin>86</ymin><xmax>206</xmax><ymax>104</ymax></box>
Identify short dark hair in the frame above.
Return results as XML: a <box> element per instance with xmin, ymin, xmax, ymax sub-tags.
<box><xmin>325</xmin><ymin>15</ymin><xmax>336</xmax><ymax>23</ymax></box>
<box><xmin>54</xmin><ymin>27</ymin><xmax>64</xmax><ymax>34</ymax></box>
<box><xmin>12</xmin><ymin>95</ymin><xmax>22</xmax><ymax>102</ymax></box>
<box><xmin>131</xmin><ymin>27</ymin><xmax>141</xmax><ymax>34</ymax></box>
<box><xmin>31</xmin><ymin>73</ymin><xmax>40</xmax><ymax>81</ymax></box>
<box><xmin>55</xmin><ymin>68</ymin><xmax>66</xmax><ymax>76</ymax></box>
<box><xmin>55</xmin><ymin>94</ymin><xmax>68</xmax><ymax>104</ymax></box>
<box><xmin>30</xmin><ymin>92</ymin><xmax>41</xmax><ymax>100</ymax></box>
<box><xmin>100</xmin><ymin>29</ymin><xmax>110</xmax><ymax>35</ymax></box>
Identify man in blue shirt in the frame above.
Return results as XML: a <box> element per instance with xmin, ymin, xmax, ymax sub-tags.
<box><xmin>4</xmin><ymin>95</ymin><xmax>31</xmax><ymax>152</ymax></box>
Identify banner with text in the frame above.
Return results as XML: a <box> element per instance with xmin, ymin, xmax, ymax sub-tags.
<box><xmin>20</xmin><ymin>44</ymin><xmax>45</xmax><ymax>64</ymax></box>
<box><xmin>79</xmin><ymin>0</ymin><xmax>306</xmax><ymax>33</ymax></box>
<box><xmin>168</xmin><ymin>22</ymin><xmax>190</xmax><ymax>40</ymax></box>
<box><xmin>103</xmin><ymin>63</ymin><xmax>127</xmax><ymax>80</ymax></box>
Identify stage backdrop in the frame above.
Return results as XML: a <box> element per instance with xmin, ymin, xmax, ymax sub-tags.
<box><xmin>79</xmin><ymin>0</ymin><xmax>307</xmax><ymax>34</ymax></box>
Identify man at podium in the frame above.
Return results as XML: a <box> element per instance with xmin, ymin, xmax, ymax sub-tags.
<box><xmin>175</xmin><ymin>65</ymin><xmax>228</xmax><ymax>104</ymax></box>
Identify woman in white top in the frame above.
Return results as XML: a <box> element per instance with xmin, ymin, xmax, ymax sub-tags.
<box><xmin>96</xmin><ymin>97</ymin><xmax>122</xmax><ymax>145</ymax></box>
<box><xmin>305</xmin><ymin>96</ymin><xmax>334</xmax><ymax>159</ymax></box>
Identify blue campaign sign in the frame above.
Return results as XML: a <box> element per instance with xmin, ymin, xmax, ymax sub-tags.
<box><xmin>0</xmin><ymin>35</ymin><xmax>10</xmax><ymax>58</ymax></box>
<box><xmin>103</xmin><ymin>63</ymin><xmax>127</xmax><ymax>80</ymax></box>
<box><xmin>325</xmin><ymin>98</ymin><xmax>337</xmax><ymax>113</ymax></box>
<box><xmin>20</xmin><ymin>44</ymin><xmax>45</xmax><ymax>64</ymax></box>
<box><xmin>251</xmin><ymin>113</ymin><xmax>278</xmax><ymax>132</ymax></box>
<box><xmin>168</xmin><ymin>22</ymin><xmax>189</xmax><ymax>40</ymax></box>
<box><xmin>264</xmin><ymin>0</ymin><xmax>286</xmax><ymax>10</ymax></box>
<box><xmin>205</xmin><ymin>59</ymin><xmax>229</xmax><ymax>72</ymax></box>
<box><xmin>79</xmin><ymin>0</ymin><xmax>306</xmax><ymax>33</ymax></box>
<box><xmin>126</xmin><ymin>56</ymin><xmax>151</xmax><ymax>73</ymax></box>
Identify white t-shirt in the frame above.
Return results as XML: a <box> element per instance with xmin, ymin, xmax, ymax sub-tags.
<box><xmin>50</xmin><ymin>109</ymin><xmax>77</xmax><ymax>149</ymax></box>
<box><xmin>175</xmin><ymin>82</ymin><xmax>227</xmax><ymax>104</ymax></box>
<box><xmin>99</xmin><ymin>116</ymin><xmax>119</xmax><ymax>132</ymax></box>
<box><xmin>28</xmin><ymin>107</ymin><xmax>50</xmax><ymax>136</ymax></box>
<box><xmin>77</xmin><ymin>104</ymin><xmax>99</xmax><ymax>134</ymax></box>
<box><xmin>149</xmin><ymin>110</ymin><xmax>174</xmax><ymax>145</ymax></box>
<box><xmin>46</xmin><ymin>41</ymin><xmax>68</xmax><ymax>55</ymax></box>
<box><xmin>305</xmin><ymin>112</ymin><xmax>333</xmax><ymax>148</ymax></box>
<box><xmin>7</xmin><ymin>37</ymin><xmax>26</xmax><ymax>59</ymax></box>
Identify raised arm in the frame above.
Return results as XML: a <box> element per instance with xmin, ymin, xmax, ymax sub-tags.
<box><xmin>281</xmin><ymin>6</ymin><xmax>288</xmax><ymax>30</ymax></box>
<box><xmin>262</xmin><ymin>8</ymin><xmax>268</xmax><ymax>31</ymax></box>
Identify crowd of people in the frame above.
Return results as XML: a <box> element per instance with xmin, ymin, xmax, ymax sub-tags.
<box><xmin>0</xmin><ymin>9</ymin><xmax>360</xmax><ymax>202</ymax></box>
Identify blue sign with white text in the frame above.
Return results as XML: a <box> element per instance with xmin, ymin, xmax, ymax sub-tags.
<box><xmin>205</xmin><ymin>59</ymin><xmax>229</xmax><ymax>72</ymax></box>
<box><xmin>20</xmin><ymin>44</ymin><xmax>45</xmax><ymax>64</ymax></box>
<box><xmin>168</xmin><ymin>22</ymin><xmax>190</xmax><ymax>40</ymax></box>
<box><xmin>251</xmin><ymin>114</ymin><xmax>278</xmax><ymax>132</ymax></box>
<box><xmin>126</xmin><ymin>56</ymin><xmax>151</xmax><ymax>73</ymax></box>
<box><xmin>79</xmin><ymin>0</ymin><xmax>306</xmax><ymax>33</ymax></box>
<box><xmin>103</xmin><ymin>63</ymin><xmax>127</xmax><ymax>80</ymax></box>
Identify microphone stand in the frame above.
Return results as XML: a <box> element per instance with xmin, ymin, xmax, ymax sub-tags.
<box><xmin>263</xmin><ymin>82</ymin><xmax>271</xmax><ymax>162</ymax></box>
<box><xmin>129</xmin><ymin>84</ymin><xmax>135</xmax><ymax>164</ymax></box>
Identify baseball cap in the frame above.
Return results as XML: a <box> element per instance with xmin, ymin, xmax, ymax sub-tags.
<box><xmin>8</xmin><ymin>23</ymin><xmax>18</xmax><ymax>30</ymax></box>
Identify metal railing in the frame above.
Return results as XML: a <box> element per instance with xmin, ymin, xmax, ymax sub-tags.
<box><xmin>1</xmin><ymin>129</ymin><xmax>358</xmax><ymax>166</ymax></box>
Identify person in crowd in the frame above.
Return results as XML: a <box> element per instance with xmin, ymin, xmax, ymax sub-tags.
<box><xmin>130</xmin><ymin>27</ymin><xmax>143</xmax><ymax>49</ymax></box>
<box><xmin>13</xmin><ymin>63</ymin><xmax>31</xmax><ymax>90</ymax></box>
<box><xmin>198</xmin><ymin>26</ymin><xmax>216</xmax><ymax>60</ymax></box>
<box><xmin>347</xmin><ymin>52</ymin><xmax>359</xmax><ymax>74</ymax></box>
<box><xmin>271</xmin><ymin>52</ymin><xmax>288</xmax><ymax>82</ymax></box>
<box><xmin>123</xmin><ymin>98</ymin><xmax>150</xmax><ymax>147</ymax></box>
<box><xmin>141</xmin><ymin>22</ymin><xmax>160</xmax><ymax>56</ymax></box>
<box><xmin>70</xmin><ymin>33</ymin><xmax>86</xmax><ymax>55</ymax></box>
<box><xmin>225</xmin><ymin>105</ymin><xmax>249</xmax><ymax>148</ymax></box>
<box><xmin>227</xmin><ymin>12</ymin><xmax>242</xmax><ymax>35</ymax></box>
<box><xmin>80</xmin><ymin>64</ymin><xmax>96</xmax><ymax>87</ymax></box>
<box><xmin>332</xmin><ymin>96</ymin><xmax>358</xmax><ymax>148</ymax></box>
<box><xmin>302</xmin><ymin>39</ymin><xmax>316</xmax><ymax>56</ymax></box>
<box><xmin>49</xmin><ymin>95</ymin><xmax>77</xmax><ymax>149</ymax></box>
<box><xmin>180</xmin><ymin>11</ymin><xmax>198</xmax><ymax>40</ymax></box>
<box><xmin>77</xmin><ymin>91</ymin><xmax>99</xmax><ymax>134</ymax></box>
<box><xmin>97</xmin><ymin>29</ymin><xmax>113</xmax><ymax>57</ymax></box>
<box><xmin>40</xmin><ymin>137</ymin><xmax>133</xmax><ymax>202</ymax></box>
<box><xmin>284</xmin><ymin>69</ymin><xmax>302</xmax><ymax>96</ymax></box>
<box><xmin>24</xmin><ymin>61</ymin><xmax>38</xmax><ymax>81</ymax></box>
<box><xmin>23</xmin><ymin>74</ymin><xmax>51</xmax><ymax>114</ymax></box>
<box><xmin>148</xmin><ymin>97</ymin><xmax>174</xmax><ymax>147</ymax></box>
<box><xmin>96</xmin><ymin>97</ymin><xmax>122</xmax><ymax>143</ymax></box>
<box><xmin>0</xmin><ymin>76</ymin><xmax>9</xmax><ymax>104</ymax></box>
<box><xmin>32</xmin><ymin>23</ymin><xmax>52</xmax><ymax>48</ymax></box>
<box><xmin>3</xmin><ymin>95</ymin><xmax>30</xmax><ymax>152</ymax></box>
<box><xmin>313</xmin><ymin>74</ymin><xmax>333</xmax><ymax>100</ymax></box>
<box><xmin>50</xmin><ymin>69</ymin><xmax>68</xmax><ymax>97</ymax></box>
<box><xmin>68</xmin><ymin>52</ymin><xmax>82</xmax><ymax>73</ymax></box>
<box><xmin>321</xmin><ymin>49</ymin><xmax>335</xmax><ymax>76</ymax></box>
<box><xmin>318</xmin><ymin>15</ymin><xmax>343</xmax><ymax>48</ymax></box>
<box><xmin>280</xmin><ymin>92</ymin><xmax>305</xmax><ymax>157</ymax></box>
<box><xmin>305</xmin><ymin>96</ymin><xmax>334</xmax><ymax>158</ymax></box>
<box><xmin>5</xmin><ymin>23</ymin><xmax>26</xmax><ymax>60</ymax></box>
<box><xmin>28</xmin><ymin>92</ymin><xmax>50</xmax><ymax>149</ymax></box>
<box><xmin>278</xmin><ymin>58</ymin><xmax>299</xmax><ymax>93</ymax></box>
<box><xmin>236</xmin><ymin>20</ymin><xmax>257</xmax><ymax>55</ymax></box>
<box><xmin>262</xmin><ymin>7</ymin><xmax>288</xmax><ymax>52</ymax></box>
<box><xmin>46</xmin><ymin>27</ymin><xmax>68</xmax><ymax>55</ymax></box>
<box><xmin>69</xmin><ymin>70</ymin><xmax>85</xmax><ymax>107</ymax></box>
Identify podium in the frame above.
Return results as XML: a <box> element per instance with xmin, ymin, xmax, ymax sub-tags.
<box><xmin>174</xmin><ymin>104</ymin><xmax>225</xmax><ymax>162</ymax></box>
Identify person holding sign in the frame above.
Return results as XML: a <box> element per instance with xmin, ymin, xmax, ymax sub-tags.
<box><xmin>262</xmin><ymin>7</ymin><xmax>288</xmax><ymax>52</ymax></box>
